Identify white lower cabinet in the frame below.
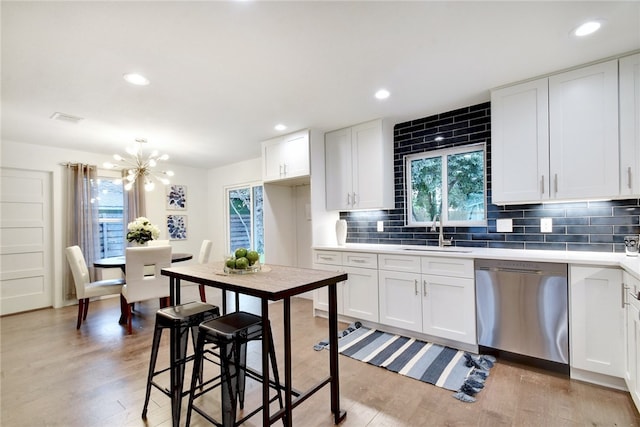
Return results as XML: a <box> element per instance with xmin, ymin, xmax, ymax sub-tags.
<box><xmin>378</xmin><ymin>254</ymin><xmax>476</xmax><ymax>345</ymax></box>
<box><xmin>624</xmin><ymin>272</ymin><xmax>640</xmax><ymax>412</ymax></box>
<box><xmin>342</xmin><ymin>266</ymin><xmax>378</xmax><ymax>322</ymax></box>
<box><xmin>313</xmin><ymin>250</ymin><xmax>378</xmax><ymax>322</ymax></box>
<box><xmin>570</xmin><ymin>266</ymin><xmax>625</xmax><ymax>378</ymax></box>
<box><xmin>378</xmin><ymin>270</ymin><xmax>422</xmax><ymax>332</ymax></box>
<box><xmin>421</xmin><ymin>274</ymin><xmax>476</xmax><ymax>344</ymax></box>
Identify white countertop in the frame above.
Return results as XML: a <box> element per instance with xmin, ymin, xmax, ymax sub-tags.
<box><xmin>313</xmin><ymin>243</ymin><xmax>640</xmax><ymax>280</ymax></box>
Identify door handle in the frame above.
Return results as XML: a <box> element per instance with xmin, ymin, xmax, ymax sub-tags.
<box><xmin>541</xmin><ymin>175</ymin><xmax>545</xmax><ymax>195</ymax></box>
<box><xmin>628</xmin><ymin>166</ymin><xmax>633</xmax><ymax>190</ymax></box>
<box><xmin>414</xmin><ymin>279</ymin><xmax>418</xmax><ymax>295</ymax></box>
<box><xmin>622</xmin><ymin>282</ymin><xmax>629</xmax><ymax>308</ymax></box>
<box><xmin>423</xmin><ymin>280</ymin><xmax>428</xmax><ymax>297</ymax></box>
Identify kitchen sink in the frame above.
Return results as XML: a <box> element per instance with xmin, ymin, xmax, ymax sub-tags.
<box><xmin>400</xmin><ymin>246</ymin><xmax>473</xmax><ymax>253</ymax></box>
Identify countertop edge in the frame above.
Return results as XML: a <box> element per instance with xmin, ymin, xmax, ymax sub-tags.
<box><xmin>312</xmin><ymin>244</ymin><xmax>640</xmax><ymax>279</ymax></box>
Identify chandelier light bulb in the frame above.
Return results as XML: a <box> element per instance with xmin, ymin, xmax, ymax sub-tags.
<box><xmin>107</xmin><ymin>139</ymin><xmax>174</xmax><ymax>191</ymax></box>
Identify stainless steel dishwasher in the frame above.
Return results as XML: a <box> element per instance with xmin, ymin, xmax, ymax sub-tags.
<box><xmin>475</xmin><ymin>259</ymin><xmax>569</xmax><ymax>367</ymax></box>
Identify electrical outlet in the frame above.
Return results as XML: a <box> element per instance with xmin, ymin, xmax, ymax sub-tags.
<box><xmin>541</xmin><ymin>217</ymin><xmax>553</xmax><ymax>233</ymax></box>
<box><xmin>496</xmin><ymin>218</ymin><xmax>513</xmax><ymax>233</ymax></box>
<box><xmin>377</xmin><ymin>221</ymin><xmax>384</xmax><ymax>232</ymax></box>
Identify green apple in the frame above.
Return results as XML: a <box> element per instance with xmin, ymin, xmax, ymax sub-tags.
<box><xmin>246</xmin><ymin>250</ymin><xmax>259</xmax><ymax>265</ymax></box>
<box><xmin>235</xmin><ymin>257</ymin><xmax>249</xmax><ymax>269</ymax></box>
<box><xmin>226</xmin><ymin>258</ymin><xmax>236</xmax><ymax>269</ymax></box>
<box><xmin>234</xmin><ymin>247</ymin><xmax>247</xmax><ymax>258</ymax></box>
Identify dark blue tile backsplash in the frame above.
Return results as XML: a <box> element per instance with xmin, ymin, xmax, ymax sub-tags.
<box><xmin>340</xmin><ymin>102</ymin><xmax>640</xmax><ymax>253</ymax></box>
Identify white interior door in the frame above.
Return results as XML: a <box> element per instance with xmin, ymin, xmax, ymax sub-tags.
<box><xmin>0</xmin><ymin>168</ymin><xmax>53</xmax><ymax>315</ymax></box>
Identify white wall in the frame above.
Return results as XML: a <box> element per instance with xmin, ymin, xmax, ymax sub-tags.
<box><xmin>1</xmin><ymin>139</ymin><xmax>209</xmax><ymax>307</ymax></box>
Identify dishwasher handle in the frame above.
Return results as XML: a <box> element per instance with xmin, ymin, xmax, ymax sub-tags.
<box><xmin>477</xmin><ymin>266</ymin><xmax>544</xmax><ymax>275</ymax></box>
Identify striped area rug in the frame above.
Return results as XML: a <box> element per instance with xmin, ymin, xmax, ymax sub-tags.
<box><xmin>319</xmin><ymin>325</ymin><xmax>495</xmax><ymax>402</ymax></box>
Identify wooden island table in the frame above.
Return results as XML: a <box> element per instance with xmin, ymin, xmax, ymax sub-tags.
<box><xmin>161</xmin><ymin>262</ymin><xmax>348</xmax><ymax>426</ymax></box>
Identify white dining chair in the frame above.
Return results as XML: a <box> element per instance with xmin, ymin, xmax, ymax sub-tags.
<box><xmin>121</xmin><ymin>246</ymin><xmax>172</xmax><ymax>334</ymax></box>
<box><xmin>65</xmin><ymin>245</ymin><xmax>125</xmax><ymax>329</ymax></box>
<box><xmin>198</xmin><ymin>240</ymin><xmax>213</xmax><ymax>302</ymax></box>
<box><xmin>147</xmin><ymin>239</ymin><xmax>170</xmax><ymax>246</ymax></box>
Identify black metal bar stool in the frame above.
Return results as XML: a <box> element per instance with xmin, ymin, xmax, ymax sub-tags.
<box><xmin>141</xmin><ymin>301</ymin><xmax>220</xmax><ymax>427</ymax></box>
<box><xmin>185</xmin><ymin>311</ymin><xmax>284</xmax><ymax>427</ymax></box>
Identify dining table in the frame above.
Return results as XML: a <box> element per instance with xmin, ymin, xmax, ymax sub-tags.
<box><xmin>93</xmin><ymin>252</ymin><xmax>193</xmax><ymax>272</ymax></box>
<box><xmin>161</xmin><ymin>261</ymin><xmax>348</xmax><ymax>426</ymax></box>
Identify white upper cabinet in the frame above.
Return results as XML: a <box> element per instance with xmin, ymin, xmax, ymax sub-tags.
<box><xmin>549</xmin><ymin>60</ymin><xmax>619</xmax><ymax>200</ymax></box>
<box><xmin>262</xmin><ymin>130</ymin><xmax>310</xmax><ymax>183</ymax></box>
<box><xmin>620</xmin><ymin>53</ymin><xmax>640</xmax><ymax>196</ymax></box>
<box><xmin>491</xmin><ymin>78</ymin><xmax>549</xmax><ymax>204</ymax></box>
<box><xmin>492</xmin><ymin>58</ymin><xmax>620</xmax><ymax>204</ymax></box>
<box><xmin>325</xmin><ymin>119</ymin><xmax>394</xmax><ymax>211</ymax></box>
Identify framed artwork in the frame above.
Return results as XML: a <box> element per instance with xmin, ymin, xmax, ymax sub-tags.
<box><xmin>167</xmin><ymin>215</ymin><xmax>187</xmax><ymax>240</ymax></box>
<box><xmin>166</xmin><ymin>184</ymin><xmax>187</xmax><ymax>210</ymax></box>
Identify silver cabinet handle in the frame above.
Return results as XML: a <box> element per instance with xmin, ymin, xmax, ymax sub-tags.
<box><xmin>541</xmin><ymin>175</ymin><xmax>545</xmax><ymax>195</ymax></box>
<box><xmin>554</xmin><ymin>174</ymin><xmax>558</xmax><ymax>194</ymax></box>
<box><xmin>628</xmin><ymin>166</ymin><xmax>633</xmax><ymax>190</ymax></box>
<box><xmin>622</xmin><ymin>282</ymin><xmax>630</xmax><ymax>308</ymax></box>
<box><xmin>423</xmin><ymin>280</ymin><xmax>428</xmax><ymax>297</ymax></box>
<box><xmin>351</xmin><ymin>259</ymin><xmax>366</xmax><ymax>263</ymax></box>
<box><xmin>352</xmin><ymin>192</ymin><xmax>357</xmax><ymax>205</ymax></box>
<box><xmin>414</xmin><ymin>279</ymin><xmax>418</xmax><ymax>295</ymax></box>
<box><xmin>347</xmin><ymin>193</ymin><xmax>351</xmax><ymax>206</ymax></box>
<box><xmin>283</xmin><ymin>163</ymin><xmax>287</xmax><ymax>176</ymax></box>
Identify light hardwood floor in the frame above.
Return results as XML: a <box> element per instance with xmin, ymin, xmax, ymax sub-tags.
<box><xmin>1</xmin><ymin>284</ymin><xmax>639</xmax><ymax>427</ymax></box>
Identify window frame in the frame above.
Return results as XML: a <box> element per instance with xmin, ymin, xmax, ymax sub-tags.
<box><xmin>404</xmin><ymin>142</ymin><xmax>487</xmax><ymax>228</ymax></box>
<box><xmin>95</xmin><ymin>169</ymin><xmax>125</xmax><ymax>258</ymax></box>
<box><xmin>224</xmin><ymin>182</ymin><xmax>264</xmax><ymax>259</ymax></box>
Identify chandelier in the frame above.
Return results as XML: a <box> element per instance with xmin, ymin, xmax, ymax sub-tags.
<box><xmin>104</xmin><ymin>138</ymin><xmax>174</xmax><ymax>191</ymax></box>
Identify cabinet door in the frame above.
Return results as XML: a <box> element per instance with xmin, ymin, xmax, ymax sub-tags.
<box><xmin>378</xmin><ymin>270</ymin><xmax>422</xmax><ymax>332</ymax></box>
<box><xmin>620</xmin><ymin>53</ymin><xmax>640</xmax><ymax>196</ymax></box>
<box><xmin>262</xmin><ymin>136</ymin><xmax>285</xmax><ymax>182</ymax></box>
<box><xmin>325</xmin><ymin>127</ymin><xmax>353</xmax><ymax>210</ymax></box>
<box><xmin>421</xmin><ymin>274</ymin><xmax>476</xmax><ymax>344</ymax></box>
<box><xmin>491</xmin><ymin>78</ymin><xmax>550</xmax><ymax>204</ymax></box>
<box><xmin>549</xmin><ymin>60</ymin><xmax>619</xmax><ymax>200</ymax></box>
<box><xmin>628</xmin><ymin>296</ymin><xmax>640</xmax><ymax>411</ymax></box>
<box><xmin>570</xmin><ymin>266</ymin><xmax>624</xmax><ymax>377</ymax></box>
<box><xmin>312</xmin><ymin>263</ymin><xmax>344</xmax><ymax>314</ymax></box>
<box><xmin>351</xmin><ymin>120</ymin><xmax>384</xmax><ymax>209</ymax></box>
<box><xmin>281</xmin><ymin>130</ymin><xmax>310</xmax><ymax>179</ymax></box>
<box><xmin>624</xmin><ymin>272</ymin><xmax>640</xmax><ymax>412</ymax></box>
<box><xmin>342</xmin><ymin>266</ymin><xmax>378</xmax><ymax>322</ymax></box>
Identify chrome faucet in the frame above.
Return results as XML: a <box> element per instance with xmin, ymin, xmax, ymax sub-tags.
<box><xmin>430</xmin><ymin>214</ymin><xmax>453</xmax><ymax>247</ymax></box>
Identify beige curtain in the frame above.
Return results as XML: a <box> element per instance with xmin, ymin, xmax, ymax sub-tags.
<box><xmin>123</xmin><ymin>169</ymin><xmax>146</xmax><ymax>231</ymax></box>
<box><xmin>65</xmin><ymin>163</ymin><xmax>99</xmax><ymax>299</ymax></box>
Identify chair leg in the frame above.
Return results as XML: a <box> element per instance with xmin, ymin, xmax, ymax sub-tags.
<box><xmin>142</xmin><ymin>321</ymin><xmax>164</xmax><ymax>419</ymax></box>
<box><xmin>198</xmin><ymin>284</ymin><xmax>207</xmax><ymax>302</ymax></box>
<box><xmin>186</xmin><ymin>330</ymin><xmax>207</xmax><ymax>427</ymax></box>
<box><xmin>127</xmin><ymin>304</ymin><xmax>133</xmax><ymax>335</ymax></box>
<box><xmin>76</xmin><ymin>300</ymin><xmax>84</xmax><ymax>329</ymax></box>
<box><xmin>119</xmin><ymin>294</ymin><xmax>128</xmax><ymax>324</ymax></box>
<box><xmin>82</xmin><ymin>298</ymin><xmax>90</xmax><ymax>320</ymax></box>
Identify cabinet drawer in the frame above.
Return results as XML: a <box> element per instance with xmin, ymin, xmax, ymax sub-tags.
<box><xmin>313</xmin><ymin>251</ymin><xmax>342</xmax><ymax>266</ymax></box>
<box><xmin>343</xmin><ymin>252</ymin><xmax>377</xmax><ymax>269</ymax></box>
<box><xmin>421</xmin><ymin>257</ymin><xmax>474</xmax><ymax>278</ymax></box>
<box><xmin>378</xmin><ymin>254</ymin><xmax>421</xmax><ymax>273</ymax></box>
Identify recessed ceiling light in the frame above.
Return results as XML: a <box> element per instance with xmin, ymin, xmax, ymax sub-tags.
<box><xmin>572</xmin><ymin>20</ymin><xmax>602</xmax><ymax>37</ymax></box>
<box><xmin>375</xmin><ymin>89</ymin><xmax>390</xmax><ymax>100</ymax></box>
<box><xmin>274</xmin><ymin>124</ymin><xmax>287</xmax><ymax>131</ymax></box>
<box><xmin>123</xmin><ymin>73</ymin><xmax>150</xmax><ymax>86</ymax></box>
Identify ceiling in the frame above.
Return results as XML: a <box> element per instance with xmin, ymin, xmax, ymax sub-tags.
<box><xmin>2</xmin><ymin>1</ymin><xmax>639</xmax><ymax>169</ymax></box>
